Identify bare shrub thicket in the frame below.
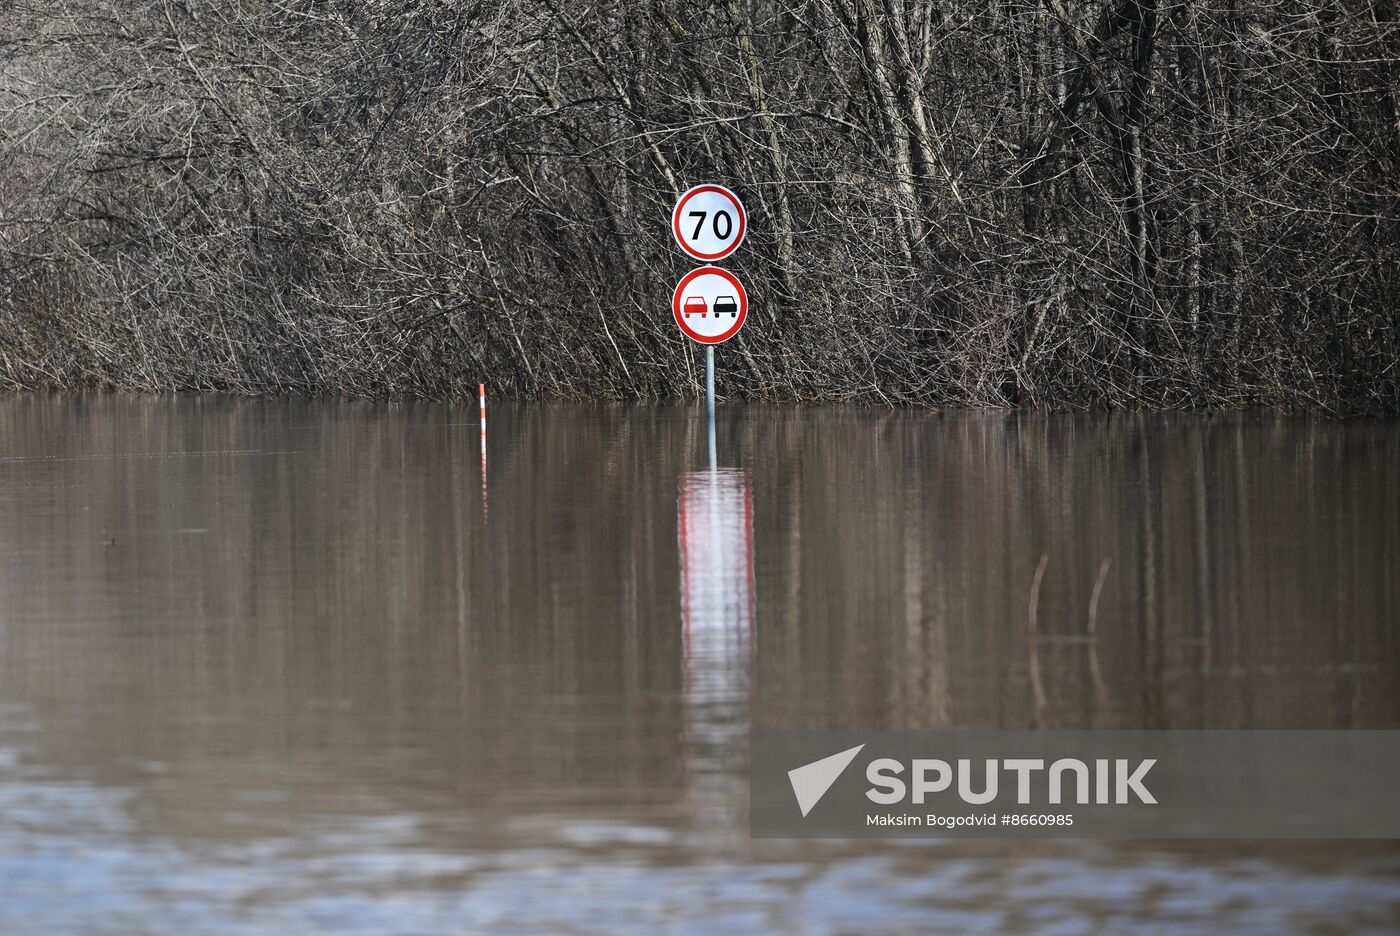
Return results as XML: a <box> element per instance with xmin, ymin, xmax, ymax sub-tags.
<box><xmin>1</xmin><ymin>0</ymin><xmax>1397</xmax><ymax>409</ymax></box>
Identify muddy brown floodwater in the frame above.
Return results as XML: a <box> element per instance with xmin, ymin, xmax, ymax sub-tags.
<box><xmin>0</xmin><ymin>395</ymin><xmax>1397</xmax><ymax>934</ymax></box>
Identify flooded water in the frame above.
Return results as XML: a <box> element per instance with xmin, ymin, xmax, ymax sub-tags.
<box><xmin>1</xmin><ymin>395</ymin><xmax>1397</xmax><ymax>934</ymax></box>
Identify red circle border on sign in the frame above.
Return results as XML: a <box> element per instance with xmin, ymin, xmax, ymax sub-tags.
<box><xmin>672</xmin><ymin>266</ymin><xmax>748</xmax><ymax>345</ymax></box>
<box><xmin>671</xmin><ymin>184</ymin><xmax>747</xmax><ymax>262</ymax></box>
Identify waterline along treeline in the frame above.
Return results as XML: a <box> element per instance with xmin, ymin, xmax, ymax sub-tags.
<box><xmin>2</xmin><ymin>1</ymin><xmax>1397</xmax><ymax>411</ymax></box>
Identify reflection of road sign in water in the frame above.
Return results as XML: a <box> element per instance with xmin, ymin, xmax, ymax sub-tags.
<box><xmin>678</xmin><ymin>468</ymin><xmax>755</xmax><ymax>816</ymax></box>
<box><xmin>678</xmin><ymin>469</ymin><xmax>755</xmax><ymax>706</ymax></box>
<box><xmin>672</xmin><ymin>184</ymin><xmax>746</xmax><ymax>262</ymax></box>
<box><xmin>673</xmin><ymin>267</ymin><xmax>748</xmax><ymax>344</ymax></box>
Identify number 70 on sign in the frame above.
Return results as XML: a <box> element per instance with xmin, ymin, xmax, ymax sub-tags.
<box><xmin>672</xmin><ymin>184</ymin><xmax>746</xmax><ymax>262</ymax></box>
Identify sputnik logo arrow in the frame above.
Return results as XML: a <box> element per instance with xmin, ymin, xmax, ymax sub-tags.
<box><xmin>787</xmin><ymin>744</ymin><xmax>865</xmax><ymax>817</ymax></box>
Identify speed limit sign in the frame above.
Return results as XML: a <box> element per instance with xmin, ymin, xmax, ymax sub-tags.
<box><xmin>672</xmin><ymin>184</ymin><xmax>746</xmax><ymax>262</ymax></box>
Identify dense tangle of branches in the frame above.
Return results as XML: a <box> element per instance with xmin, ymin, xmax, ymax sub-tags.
<box><xmin>2</xmin><ymin>0</ymin><xmax>1397</xmax><ymax>410</ymax></box>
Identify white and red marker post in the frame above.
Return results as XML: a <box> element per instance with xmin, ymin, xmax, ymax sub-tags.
<box><xmin>479</xmin><ymin>382</ymin><xmax>487</xmax><ymax>514</ymax></box>
<box><xmin>671</xmin><ymin>184</ymin><xmax>748</xmax><ymax>459</ymax></box>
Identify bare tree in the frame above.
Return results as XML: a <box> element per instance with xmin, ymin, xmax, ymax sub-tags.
<box><xmin>1</xmin><ymin>0</ymin><xmax>1396</xmax><ymax>411</ymax></box>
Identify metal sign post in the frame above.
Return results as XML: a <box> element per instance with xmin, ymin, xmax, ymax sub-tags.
<box><xmin>706</xmin><ymin>346</ymin><xmax>715</xmax><ymax>420</ymax></box>
<box><xmin>706</xmin><ymin>346</ymin><xmax>716</xmax><ymax>468</ymax></box>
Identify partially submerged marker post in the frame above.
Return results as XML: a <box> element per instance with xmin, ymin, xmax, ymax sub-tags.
<box><xmin>671</xmin><ymin>184</ymin><xmax>748</xmax><ymax>466</ymax></box>
<box><xmin>478</xmin><ymin>383</ymin><xmax>487</xmax><ymax>514</ymax></box>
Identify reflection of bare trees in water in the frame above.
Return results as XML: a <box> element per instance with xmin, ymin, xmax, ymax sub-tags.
<box><xmin>750</xmin><ymin>409</ymin><xmax>1400</xmax><ymax>731</ymax></box>
<box><xmin>0</xmin><ymin>397</ymin><xmax>698</xmax><ymax>842</ymax></box>
<box><xmin>2</xmin><ymin>2</ymin><xmax>1397</xmax><ymax>409</ymax></box>
<box><xmin>0</xmin><ymin>398</ymin><xmax>1395</xmax><ymax>847</ymax></box>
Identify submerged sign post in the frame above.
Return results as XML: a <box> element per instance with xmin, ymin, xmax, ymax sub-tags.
<box><xmin>671</xmin><ymin>185</ymin><xmax>748</xmax><ymax>435</ymax></box>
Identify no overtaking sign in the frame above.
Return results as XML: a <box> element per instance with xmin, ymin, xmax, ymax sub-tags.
<box><xmin>672</xmin><ymin>266</ymin><xmax>748</xmax><ymax>345</ymax></box>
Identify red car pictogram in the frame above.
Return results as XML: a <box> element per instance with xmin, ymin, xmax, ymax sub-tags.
<box><xmin>683</xmin><ymin>296</ymin><xmax>708</xmax><ymax>318</ymax></box>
